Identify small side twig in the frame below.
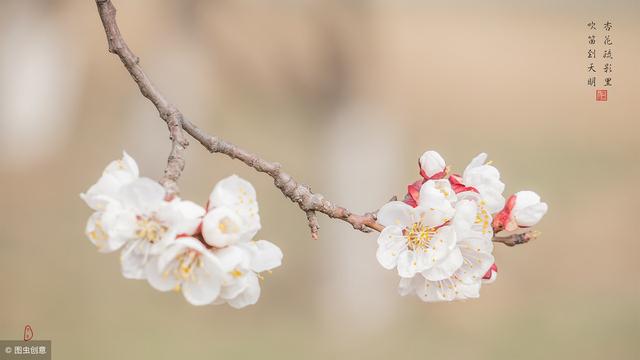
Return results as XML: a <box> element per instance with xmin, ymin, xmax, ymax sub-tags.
<box><xmin>96</xmin><ymin>0</ymin><xmax>188</xmax><ymax>198</ymax></box>
<box><xmin>306</xmin><ymin>211</ymin><xmax>320</xmax><ymax>240</ymax></box>
<box><xmin>493</xmin><ymin>231</ymin><xmax>540</xmax><ymax>247</ymax></box>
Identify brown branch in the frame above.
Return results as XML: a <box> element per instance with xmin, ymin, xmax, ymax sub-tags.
<box><xmin>181</xmin><ymin>119</ymin><xmax>384</xmax><ymax>235</ymax></box>
<box><xmin>95</xmin><ymin>0</ymin><xmax>383</xmax><ymax>238</ymax></box>
<box><xmin>96</xmin><ymin>0</ymin><xmax>187</xmax><ymax>198</ymax></box>
<box><xmin>493</xmin><ymin>231</ymin><xmax>540</xmax><ymax>247</ymax></box>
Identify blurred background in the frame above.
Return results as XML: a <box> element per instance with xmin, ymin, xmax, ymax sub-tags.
<box><xmin>1</xmin><ymin>0</ymin><xmax>639</xmax><ymax>359</ymax></box>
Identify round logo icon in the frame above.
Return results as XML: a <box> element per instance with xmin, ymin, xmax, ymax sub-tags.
<box><xmin>4</xmin><ymin>346</ymin><xmax>12</xmax><ymax>354</ymax></box>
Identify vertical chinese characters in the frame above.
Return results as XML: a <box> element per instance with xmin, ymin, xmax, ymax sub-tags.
<box><xmin>602</xmin><ymin>21</ymin><xmax>613</xmax><ymax>88</ymax></box>
<box><xmin>586</xmin><ymin>20</ymin><xmax>614</xmax><ymax>100</ymax></box>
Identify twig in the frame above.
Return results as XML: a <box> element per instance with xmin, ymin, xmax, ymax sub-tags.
<box><xmin>493</xmin><ymin>231</ymin><xmax>540</xmax><ymax>247</ymax></box>
<box><xmin>94</xmin><ymin>0</ymin><xmax>383</xmax><ymax>238</ymax></box>
<box><xmin>96</xmin><ymin>0</ymin><xmax>187</xmax><ymax>198</ymax></box>
<box><xmin>306</xmin><ymin>211</ymin><xmax>320</xmax><ymax>240</ymax></box>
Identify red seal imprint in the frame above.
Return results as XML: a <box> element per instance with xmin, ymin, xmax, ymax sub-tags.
<box><xmin>23</xmin><ymin>325</ymin><xmax>33</xmax><ymax>341</ymax></box>
<box><xmin>596</xmin><ymin>89</ymin><xmax>608</xmax><ymax>101</ymax></box>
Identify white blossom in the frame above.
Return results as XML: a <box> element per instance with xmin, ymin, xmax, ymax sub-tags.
<box><xmin>461</xmin><ymin>152</ymin><xmax>506</xmax><ymax>213</ymax></box>
<box><xmin>378</xmin><ymin>174</ymin><xmax>495</xmax><ymax>302</ymax></box>
<box><xmin>145</xmin><ymin>237</ymin><xmax>225</xmax><ymax>305</ymax></box>
<box><xmin>82</xmin><ymin>153</ymin><xmax>205</xmax><ymax>279</ymax></box>
<box><xmin>81</xmin><ymin>151</ymin><xmax>139</xmax><ymax>211</ymax></box>
<box><xmin>511</xmin><ymin>191</ymin><xmax>548</xmax><ymax>227</ymax></box>
<box><xmin>202</xmin><ymin>175</ymin><xmax>261</xmax><ymax>248</ymax></box>
<box><xmin>115</xmin><ymin>178</ymin><xmax>205</xmax><ymax>279</ymax></box>
<box><xmin>84</xmin><ymin>201</ymin><xmax>131</xmax><ymax>253</ymax></box>
<box><xmin>200</xmin><ymin>175</ymin><xmax>283</xmax><ymax>308</ymax></box>
<box><xmin>213</xmin><ymin>240</ymin><xmax>283</xmax><ymax>309</ymax></box>
<box><xmin>385</xmin><ymin>149</ymin><xmax>549</xmax><ymax>302</ymax></box>
<box><xmin>376</xmin><ymin>181</ymin><xmax>458</xmax><ymax>279</ymax></box>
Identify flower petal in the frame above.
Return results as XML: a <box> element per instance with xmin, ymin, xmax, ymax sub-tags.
<box><xmin>421</xmin><ymin>179</ymin><xmax>457</xmax><ymax>203</ymax></box>
<box><xmin>208</xmin><ymin>175</ymin><xmax>261</xmax><ymax>233</ymax></box>
<box><xmin>515</xmin><ymin>202</ymin><xmax>548</xmax><ymax>227</ymax></box>
<box><xmin>376</xmin><ymin>226</ymin><xmax>407</xmax><ymax>269</ymax></box>
<box><xmin>116</xmin><ymin>178</ymin><xmax>166</xmax><ymax>213</ymax></box>
<box><xmin>398</xmin><ymin>277</ymin><xmax>417</xmax><ymax>296</ymax></box>
<box><xmin>240</xmin><ymin>240</ymin><xmax>283</xmax><ymax>273</ymax></box>
<box><xmin>453</xmin><ymin>279</ymin><xmax>481</xmax><ymax>300</ymax></box>
<box><xmin>418</xmin><ymin>182</ymin><xmax>453</xmax><ymax>211</ymax></box>
<box><xmin>145</xmin><ymin>255</ymin><xmax>179</xmax><ymax>292</ymax></box>
<box><xmin>85</xmin><ymin>211</ymin><xmax>129</xmax><ymax>253</ymax></box>
<box><xmin>413</xmin><ymin>276</ymin><xmax>442</xmax><ymax>302</ymax></box>
<box><xmin>462</xmin><ymin>153</ymin><xmax>506</xmax><ymax>213</ymax></box>
<box><xmin>419</xmin><ymin>150</ymin><xmax>446</xmax><ymax>178</ymax></box>
<box><xmin>464</xmin><ymin>152</ymin><xmax>488</xmax><ymax>173</ymax></box>
<box><xmin>182</xmin><ymin>260</ymin><xmax>222</xmax><ymax>306</ymax></box>
<box><xmin>219</xmin><ymin>270</ymin><xmax>248</xmax><ymax>300</ymax></box>
<box><xmin>201</xmin><ymin>207</ymin><xmax>247</xmax><ymax>247</ymax></box>
<box><xmin>421</xmin><ymin>246</ymin><xmax>463</xmax><ymax>281</ymax></box>
<box><xmin>453</xmin><ymin>199</ymin><xmax>478</xmax><ymax>237</ymax></box>
<box><xmin>376</xmin><ymin>201</ymin><xmax>414</xmax><ymax>227</ymax></box>
<box><xmin>457</xmin><ymin>232</ymin><xmax>494</xmax><ymax>254</ymax></box>
<box><xmin>81</xmin><ymin>152</ymin><xmax>140</xmax><ymax>211</ymax></box>
<box><xmin>156</xmin><ymin>199</ymin><xmax>205</xmax><ymax>236</ymax></box>
<box><xmin>226</xmin><ymin>271</ymin><xmax>261</xmax><ymax>309</ymax></box>
<box><xmin>513</xmin><ymin>191</ymin><xmax>541</xmax><ymax>211</ymax></box>
<box><xmin>120</xmin><ymin>240</ymin><xmax>151</xmax><ymax>280</ymax></box>
<box><xmin>455</xmin><ymin>248</ymin><xmax>494</xmax><ymax>283</ymax></box>
<box><xmin>397</xmin><ymin>250</ymin><xmax>419</xmax><ymax>278</ymax></box>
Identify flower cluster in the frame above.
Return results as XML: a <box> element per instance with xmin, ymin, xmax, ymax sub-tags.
<box><xmin>81</xmin><ymin>152</ymin><xmax>282</xmax><ymax>308</ymax></box>
<box><xmin>376</xmin><ymin>150</ymin><xmax>547</xmax><ymax>302</ymax></box>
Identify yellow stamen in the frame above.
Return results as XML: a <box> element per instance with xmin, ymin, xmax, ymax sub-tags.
<box><xmin>135</xmin><ymin>217</ymin><xmax>167</xmax><ymax>244</ymax></box>
<box><xmin>405</xmin><ymin>222</ymin><xmax>436</xmax><ymax>251</ymax></box>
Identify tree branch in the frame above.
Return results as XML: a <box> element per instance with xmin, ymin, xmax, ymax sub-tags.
<box><xmin>96</xmin><ymin>0</ymin><xmax>187</xmax><ymax>198</ymax></box>
<box><xmin>95</xmin><ymin>0</ymin><xmax>535</xmax><ymax>246</ymax></box>
<box><xmin>492</xmin><ymin>231</ymin><xmax>540</xmax><ymax>247</ymax></box>
<box><xmin>95</xmin><ymin>0</ymin><xmax>383</xmax><ymax>238</ymax></box>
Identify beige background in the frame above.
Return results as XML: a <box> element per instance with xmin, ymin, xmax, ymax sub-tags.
<box><xmin>1</xmin><ymin>0</ymin><xmax>639</xmax><ymax>359</ymax></box>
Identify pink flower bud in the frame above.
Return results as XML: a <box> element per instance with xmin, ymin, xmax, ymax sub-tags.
<box><xmin>493</xmin><ymin>191</ymin><xmax>547</xmax><ymax>231</ymax></box>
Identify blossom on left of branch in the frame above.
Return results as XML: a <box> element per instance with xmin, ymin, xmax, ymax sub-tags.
<box><xmin>81</xmin><ymin>151</ymin><xmax>205</xmax><ymax>278</ymax></box>
<box><xmin>80</xmin><ymin>152</ymin><xmax>282</xmax><ymax>308</ymax></box>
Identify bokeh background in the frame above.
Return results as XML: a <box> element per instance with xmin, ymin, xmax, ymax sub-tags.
<box><xmin>1</xmin><ymin>0</ymin><xmax>639</xmax><ymax>359</ymax></box>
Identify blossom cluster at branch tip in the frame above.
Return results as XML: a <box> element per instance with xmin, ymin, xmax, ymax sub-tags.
<box><xmin>377</xmin><ymin>150</ymin><xmax>547</xmax><ymax>302</ymax></box>
<box><xmin>81</xmin><ymin>152</ymin><xmax>282</xmax><ymax>308</ymax></box>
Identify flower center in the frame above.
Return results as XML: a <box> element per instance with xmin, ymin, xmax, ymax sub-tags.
<box><xmin>218</xmin><ymin>216</ymin><xmax>239</xmax><ymax>234</ymax></box>
<box><xmin>88</xmin><ymin>219</ymin><xmax>109</xmax><ymax>248</ymax></box>
<box><xmin>164</xmin><ymin>250</ymin><xmax>204</xmax><ymax>285</ymax></box>
<box><xmin>404</xmin><ymin>222</ymin><xmax>436</xmax><ymax>250</ymax></box>
<box><xmin>230</xmin><ymin>269</ymin><xmax>243</xmax><ymax>278</ymax></box>
<box><xmin>475</xmin><ymin>201</ymin><xmax>491</xmax><ymax>235</ymax></box>
<box><xmin>135</xmin><ymin>217</ymin><xmax>168</xmax><ymax>243</ymax></box>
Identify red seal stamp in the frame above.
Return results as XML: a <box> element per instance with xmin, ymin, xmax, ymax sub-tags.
<box><xmin>596</xmin><ymin>89</ymin><xmax>608</xmax><ymax>101</ymax></box>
